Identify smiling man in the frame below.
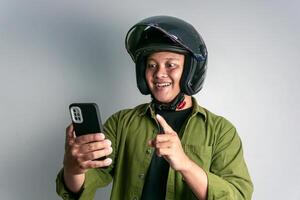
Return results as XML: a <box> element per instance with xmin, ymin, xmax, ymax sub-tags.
<box><xmin>145</xmin><ymin>52</ymin><xmax>185</xmax><ymax>104</ymax></box>
<box><xmin>56</xmin><ymin>16</ymin><xmax>253</xmax><ymax>200</ymax></box>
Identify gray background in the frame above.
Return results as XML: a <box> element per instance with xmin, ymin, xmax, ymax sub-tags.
<box><xmin>0</xmin><ymin>0</ymin><xmax>299</xmax><ymax>199</ymax></box>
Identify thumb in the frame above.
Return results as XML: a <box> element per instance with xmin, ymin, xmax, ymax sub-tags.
<box><xmin>65</xmin><ymin>124</ymin><xmax>75</xmax><ymax>150</ymax></box>
<box><xmin>156</xmin><ymin>114</ymin><xmax>175</xmax><ymax>135</ymax></box>
<box><xmin>65</xmin><ymin>124</ymin><xmax>75</xmax><ymax>141</ymax></box>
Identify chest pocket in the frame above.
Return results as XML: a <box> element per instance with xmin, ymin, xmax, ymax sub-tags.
<box><xmin>183</xmin><ymin>144</ymin><xmax>212</xmax><ymax>171</ymax></box>
<box><xmin>173</xmin><ymin>145</ymin><xmax>212</xmax><ymax>200</ymax></box>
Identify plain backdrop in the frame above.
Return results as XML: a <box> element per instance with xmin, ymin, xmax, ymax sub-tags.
<box><xmin>0</xmin><ymin>0</ymin><xmax>299</xmax><ymax>199</ymax></box>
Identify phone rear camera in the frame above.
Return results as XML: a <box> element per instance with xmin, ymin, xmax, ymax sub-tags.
<box><xmin>71</xmin><ymin>106</ymin><xmax>83</xmax><ymax>123</ymax></box>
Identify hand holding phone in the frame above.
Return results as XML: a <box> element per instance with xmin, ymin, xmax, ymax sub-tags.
<box><xmin>63</xmin><ymin>123</ymin><xmax>112</xmax><ymax>193</ymax></box>
<box><xmin>69</xmin><ymin>103</ymin><xmax>109</xmax><ymax>161</ymax></box>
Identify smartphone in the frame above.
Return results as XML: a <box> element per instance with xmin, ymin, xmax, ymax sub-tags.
<box><xmin>69</xmin><ymin>103</ymin><xmax>106</xmax><ymax>160</ymax></box>
<box><xmin>69</xmin><ymin>103</ymin><xmax>103</xmax><ymax>136</ymax></box>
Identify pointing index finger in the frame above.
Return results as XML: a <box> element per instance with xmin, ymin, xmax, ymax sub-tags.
<box><xmin>156</xmin><ymin>114</ymin><xmax>174</xmax><ymax>135</ymax></box>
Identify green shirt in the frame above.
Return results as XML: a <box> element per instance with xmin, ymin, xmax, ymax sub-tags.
<box><xmin>56</xmin><ymin>98</ymin><xmax>253</xmax><ymax>200</ymax></box>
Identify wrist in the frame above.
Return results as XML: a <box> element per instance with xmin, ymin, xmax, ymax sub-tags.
<box><xmin>63</xmin><ymin>168</ymin><xmax>85</xmax><ymax>193</ymax></box>
<box><xmin>178</xmin><ymin>155</ymin><xmax>194</xmax><ymax>173</ymax></box>
<box><xmin>64</xmin><ymin>167</ymin><xmax>80</xmax><ymax>176</ymax></box>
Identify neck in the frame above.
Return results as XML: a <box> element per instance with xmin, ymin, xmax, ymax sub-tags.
<box><xmin>176</xmin><ymin>95</ymin><xmax>192</xmax><ymax>111</ymax></box>
<box><xmin>152</xmin><ymin>93</ymin><xmax>193</xmax><ymax>111</ymax></box>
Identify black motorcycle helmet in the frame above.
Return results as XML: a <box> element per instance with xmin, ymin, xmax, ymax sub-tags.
<box><xmin>125</xmin><ymin>15</ymin><xmax>208</xmax><ymax>96</ymax></box>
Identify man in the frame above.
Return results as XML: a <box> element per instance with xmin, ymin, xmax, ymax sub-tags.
<box><xmin>56</xmin><ymin>16</ymin><xmax>253</xmax><ymax>200</ymax></box>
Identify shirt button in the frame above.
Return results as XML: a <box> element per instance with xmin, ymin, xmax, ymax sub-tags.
<box><xmin>146</xmin><ymin>148</ymin><xmax>152</xmax><ymax>155</ymax></box>
<box><xmin>138</xmin><ymin>173</ymin><xmax>145</xmax><ymax>180</ymax></box>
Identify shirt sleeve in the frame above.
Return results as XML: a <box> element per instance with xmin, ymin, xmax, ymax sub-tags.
<box><xmin>204</xmin><ymin>118</ymin><xmax>253</xmax><ymax>200</ymax></box>
<box><xmin>56</xmin><ymin>168</ymin><xmax>112</xmax><ymax>200</ymax></box>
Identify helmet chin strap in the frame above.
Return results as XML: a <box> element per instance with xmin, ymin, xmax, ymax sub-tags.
<box><xmin>151</xmin><ymin>92</ymin><xmax>186</xmax><ymax>111</ymax></box>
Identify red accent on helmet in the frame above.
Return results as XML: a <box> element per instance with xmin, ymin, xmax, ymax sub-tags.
<box><xmin>176</xmin><ymin>101</ymin><xmax>186</xmax><ymax>110</ymax></box>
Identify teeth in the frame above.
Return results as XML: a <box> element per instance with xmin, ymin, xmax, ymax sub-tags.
<box><xmin>156</xmin><ymin>83</ymin><xmax>171</xmax><ymax>87</ymax></box>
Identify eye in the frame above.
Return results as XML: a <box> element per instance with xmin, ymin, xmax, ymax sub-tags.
<box><xmin>147</xmin><ymin>63</ymin><xmax>157</xmax><ymax>69</ymax></box>
<box><xmin>166</xmin><ymin>63</ymin><xmax>177</xmax><ymax>68</ymax></box>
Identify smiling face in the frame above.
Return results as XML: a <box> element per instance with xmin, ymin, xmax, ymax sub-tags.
<box><xmin>145</xmin><ymin>51</ymin><xmax>185</xmax><ymax>103</ymax></box>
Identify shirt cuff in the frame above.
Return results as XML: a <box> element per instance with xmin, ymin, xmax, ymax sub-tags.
<box><xmin>56</xmin><ymin>168</ymin><xmax>83</xmax><ymax>200</ymax></box>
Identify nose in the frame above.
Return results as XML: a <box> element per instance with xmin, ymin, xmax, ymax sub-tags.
<box><xmin>154</xmin><ymin>66</ymin><xmax>168</xmax><ymax>78</ymax></box>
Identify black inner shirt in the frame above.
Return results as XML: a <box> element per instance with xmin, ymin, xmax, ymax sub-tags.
<box><xmin>141</xmin><ymin>107</ymin><xmax>193</xmax><ymax>200</ymax></box>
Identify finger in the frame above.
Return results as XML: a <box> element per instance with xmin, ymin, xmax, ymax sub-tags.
<box><xmin>75</xmin><ymin>133</ymin><xmax>105</xmax><ymax>145</ymax></box>
<box><xmin>154</xmin><ymin>141</ymin><xmax>173</xmax><ymax>149</ymax></box>
<box><xmin>156</xmin><ymin>114</ymin><xmax>175</xmax><ymax>135</ymax></box>
<box><xmin>66</xmin><ymin>124</ymin><xmax>75</xmax><ymax>140</ymax></box>
<box><xmin>148</xmin><ymin>139</ymin><xmax>157</xmax><ymax>147</ymax></box>
<box><xmin>78</xmin><ymin>147</ymin><xmax>113</xmax><ymax>162</ymax></box>
<box><xmin>155</xmin><ymin>134</ymin><xmax>173</xmax><ymax>143</ymax></box>
<box><xmin>148</xmin><ymin>139</ymin><xmax>154</xmax><ymax>147</ymax></box>
<box><xmin>80</xmin><ymin>139</ymin><xmax>112</xmax><ymax>153</ymax></box>
<box><xmin>81</xmin><ymin>158</ymin><xmax>113</xmax><ymax>169</ymax></box>
<box><xmin>149</xmin><ymin>135</ymin><xmax>173</xmax><ymax>149</ymax></box>
<box><xmin>65</xmin><ymin>124</ymin><xmax>76</xmax><ymax>150</ymax></box>
<box><xmin>156</xmin><ymin>147</ymin><xmax>172</xmax><ymax>157</ymax></box>
<box><xmin>69</xmin><ymin>145</ymin><xmax>80</xmax><ymax>158</ymax></box>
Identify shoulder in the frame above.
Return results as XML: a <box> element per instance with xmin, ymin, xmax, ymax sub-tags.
<box><xmin>193</xmin><ymin>99</ymin><xmax>238</xmax><ymax>139</ymax></box>
<box><xmin>105</xmin><ymin>103</ymin><xmax>150</xmax><ymax>124</ymax></box>
<box><xmin>204</xmin><ymin>107</ymin><xmax>235</xmax><ymax>129</ymax></box>
<box><xmin>193</xmin><ymin>98</ymin><xmax>234</xmax><ymax>128</ymax></box>
<box><xmin>103</xmin><ymin>103</ymin><xmax>151</xmax><ymax>137</ymax></box>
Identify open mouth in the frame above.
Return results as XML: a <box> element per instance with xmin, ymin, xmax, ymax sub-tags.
<box><xmin>155</xmin><ymin>82</ymin><xmax>171</xmax><ymax>88</ymax></box>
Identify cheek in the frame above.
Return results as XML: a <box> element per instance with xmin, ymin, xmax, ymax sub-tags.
<box><xmin>145</xmin><ymin>70</ymin><xmax>152</xmax><ymax>84</ymax></box>
<box><xmin>172</xmin><ymin>70</ymin><xmax>184</xmax><ymax>83</ymax></box>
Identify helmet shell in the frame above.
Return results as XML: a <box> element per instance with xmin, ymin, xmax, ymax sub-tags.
<box><xmin>125</xmin><ymin>15</ymin><xmax>208</xmax><ymax>95</ymax></box>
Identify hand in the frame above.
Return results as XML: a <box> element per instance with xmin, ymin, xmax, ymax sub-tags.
<box><xmin>149</xmin><ymin>114</ymin><xmax>190</xmax><ymax>171</ymax></box>
<box><xmin>63</xmin><ymin>124</ymin><xmax>113</xmax><ymax>176</ymax></box>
